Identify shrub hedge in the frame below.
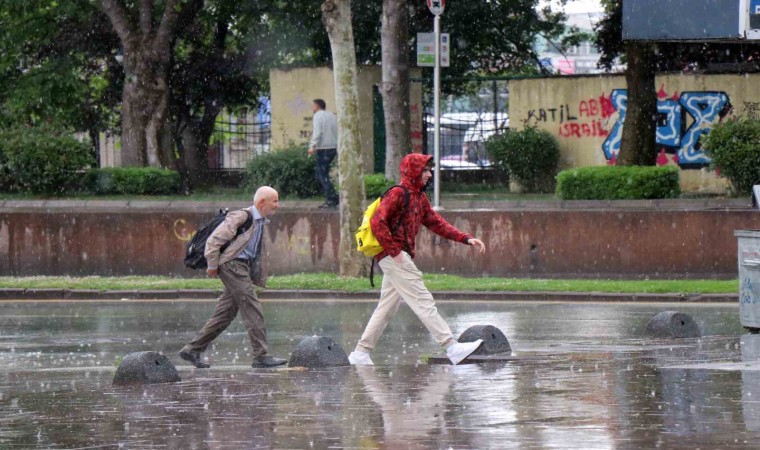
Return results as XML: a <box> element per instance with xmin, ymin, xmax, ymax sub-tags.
<box><xmin>246</xmin><ymin>145</ymin><xmax>321</xmax><ymax>197</ymax></box>
<box><xmin>364</xmin><ymin>173</ymin><xmax>395</xmax><ymax>199</ymax></box>
<box><xmin>0</xmin><ymin>127</ymin><xmax>94</xmax><ymax>194</ymax></box>
<box><xmin>485</xmin><ymin>127</ymin><xmax>560</xmax><ymax>193</ymax></box>
<box><xmin>556</xmin><ymin>165</ymin><xmax>680</xmax><ymax>200</ymax></box>
<box><xmin>85</xmin><ymin>167</ymin><xmax>182</xmax><ymax>195</ymax></box>
<box><xmin>702</xmin><ymin>117</ymin><xmax>760</xmax><ymax>195</ymax></box>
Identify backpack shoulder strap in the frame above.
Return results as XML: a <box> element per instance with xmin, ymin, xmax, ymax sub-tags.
<box><xmin>379</xmin><ymin>185</ymin><xmax>411</xmax><ymax>252</ymax></box>
<box><xmin>232</xmin><ymin>209</ymin><xmax>253</xmax><ymax>236</ymax></box>
<box><xmin>381</xmin><ymin>185</ymin><xmax>410</xmax><ymax>214</ymax></box>
<box><xmin>239</xmin><ymin>209</ymin><xmax>254</xmax><ymax>233</ymax></box>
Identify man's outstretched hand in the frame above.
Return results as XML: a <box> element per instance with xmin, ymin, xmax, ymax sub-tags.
<box><xmin>467</xmin><ymin>238</ymin><xmax>486</xmax><ymax>253</ymax></box>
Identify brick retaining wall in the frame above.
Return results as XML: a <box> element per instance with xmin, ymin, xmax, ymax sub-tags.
<box><xmin>0</xmin><ymin>199</ymin><xmax>757</xmax><ymax>279</ymax></box>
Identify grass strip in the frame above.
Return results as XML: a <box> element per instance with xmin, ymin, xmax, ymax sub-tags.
<box><xmin>0</xmin><ymin>274</ymin><xmax>738</xmax><ymax>294</ymax></box>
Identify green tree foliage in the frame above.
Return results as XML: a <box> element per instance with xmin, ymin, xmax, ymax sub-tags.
<box><xmin>267</xmin><ymin>0</ymin><xmax>579</xmax><ymax>91</ymax></box>
<box><xmin>1</xmin><ymin>0</ymin><xmax>577</xmax><ymax>128</ymax></box>
<box><xmin>0</xmin><ymin>1</ymin><xmax>121</xmax><ymax>132</ymax></box>
<box><xmin>0</xmin><ymin>0</ymin><xmax>580</xmax><ymax>190</ymax></box>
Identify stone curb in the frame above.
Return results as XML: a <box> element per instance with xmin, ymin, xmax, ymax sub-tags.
<box><xmin>0</xmin><ymin>288</ymin><xmax>739</xmax><ymax>303</ymax></box>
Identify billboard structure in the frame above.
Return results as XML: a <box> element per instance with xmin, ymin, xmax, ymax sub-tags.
<box><xmin>623</xmin><ymin>0</ymin><xmax>760</xmax><ymax>41</ymax></box>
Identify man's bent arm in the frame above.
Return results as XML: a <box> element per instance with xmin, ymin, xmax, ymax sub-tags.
<box><xmin>421</xmin><ymin>199</ymin><xmax>472</xmax><ymax>244</ymax></box>
<box><xmin>310</xmin><ymin>113</ymin><xmax>323</xmax><ymax>149</ymax></box>
<box><xmin>204</xmin><ymin>210</ymin><xmax>248</xmax><ymax>270</ymax></box>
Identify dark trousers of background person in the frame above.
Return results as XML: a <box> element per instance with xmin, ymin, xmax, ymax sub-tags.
<box><xmin>315</xmin><ymin>148</ymin><xmax>339</xmax><ymax>206</ymax></box>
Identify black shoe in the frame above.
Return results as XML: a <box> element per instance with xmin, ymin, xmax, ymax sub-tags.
<box><xmin>251</xmin><ymin>355</ymin><xmax>288</xmax><ymax>368</ymax></box>
<box><xmin>318</xmin><ymin>202</ymin><xmax>337</xmax><ymax>209</ymax></box>
<box><xmin>179</xmin><ymin>350</ymin><xmax>210</xmax><ymax>369</ymax></box>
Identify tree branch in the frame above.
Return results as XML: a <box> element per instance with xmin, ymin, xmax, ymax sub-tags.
<box><xmin>154</xmin><ymin>0</ymin><xmax>203</xmax><ymax>52</ymax></box>
<box><xmin>99</xmin><ymin>0</ymin><xmax>134</xmax><ymax>46</ymax></box>
<box><xmin>139</xmin><ymin>0</ymin><xmax>153</xmax><ymax>34</ymax></box>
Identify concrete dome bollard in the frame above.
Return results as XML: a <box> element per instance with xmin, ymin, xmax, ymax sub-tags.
<box><xmin>458</xmin><ymin>325</ymin><xmax>512</xmax><ymax>355</ymax></box>
<box><xmin>113</xmin><ymin>351</ymin><xmax>180</xmax><ymax>385</ymax></box>
<box><xmin>288</xmin><ymin>336</ymin><xmax>350</xmax><ymax>368</ymax></box>
<box><xmin>646</xmin><ymin>311</ymin><xmax>701</xmax><ymax>339</ymax></box>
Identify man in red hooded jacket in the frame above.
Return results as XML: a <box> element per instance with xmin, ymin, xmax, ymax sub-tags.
<box><xmin>348</xmin><ymin>153</ymin><xmax>487</xmax><ymax>366</ymax></box>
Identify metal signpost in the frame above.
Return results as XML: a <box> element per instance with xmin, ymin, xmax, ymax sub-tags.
<box><xmin>426</xmin><ymin>0</ymin><xmax>445</xmax><ymax>209</ymax></box>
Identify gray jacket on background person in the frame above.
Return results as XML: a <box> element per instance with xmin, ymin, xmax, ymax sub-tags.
<box><xmin>309</xmin><ymin>109</ymin><xmax>338</xmax><ymax>150</ymax></box>
<box><xmin>204</xmin><ymin>208</ymin><xmax>268</xmax><ymax>287</ymax></box>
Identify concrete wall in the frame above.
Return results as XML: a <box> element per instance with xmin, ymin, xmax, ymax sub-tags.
<box><xmin>510</xmin><ymin>73</ymin><xmax>760</xmax><ymax>193</ymax></box>
<box><xmin>269</xmin><ymin>66</ymin><xmax>424</xmax><ymax>173</ymax></box>
<box><xmin>1</xmin><ymin>201</ymin><xmax>757</xmax><ymax>279</ymax></box>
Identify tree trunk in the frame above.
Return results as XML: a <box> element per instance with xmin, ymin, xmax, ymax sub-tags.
<box><xmin>100</xmin><ymin>0</ymin><xmax>201</xmax><ymax>167</ymax></box>
<box><xmin>121</xmin><ymin>50</ymin><xmax>170</xmax><ymax>166</ymax></box>
<box><xmin>322</xmin><ymin>0</ymin><xmax>367</xmax><ymax>278</ymax></box>
<box><xmin>176</xmin><ymin>104</ymin><xmax>219</xmax><ymax>189</ymax></box>
<box><xmin>380</xmin><ymin>0</ymin><xmax>411</xmax><ymax>181</ymax></box>
<box><xmin>618</xmin><ymin>42</ymin><xmax>657</xmax><ymax>166</ymax></box>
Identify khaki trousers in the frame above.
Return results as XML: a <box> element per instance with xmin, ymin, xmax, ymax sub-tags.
<box><xmin>356</xmin><ymin>252</ymin><xmax>453</xmax><ymax>353</ymax></box>
<box><xmin>183</xmin><ymin>260</ymin><xmax>269</xmax><ymax>357</ymax></box>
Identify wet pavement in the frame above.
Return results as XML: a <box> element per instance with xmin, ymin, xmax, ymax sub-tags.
<box><xmin>1</xmin><ymin>299</ymin><xmax>759</xmax><ymax>449</ymax></box>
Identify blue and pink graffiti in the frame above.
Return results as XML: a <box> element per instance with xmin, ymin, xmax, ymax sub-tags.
<box><xmin>602</xmin><ymin>89</ymin><xmax>732</xmax><ymax>168</ymax></box>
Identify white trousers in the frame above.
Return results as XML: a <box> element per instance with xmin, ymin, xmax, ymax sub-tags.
<box><xmin>356</xmin><ymin>251</ymin><xmax>453</xmax><ymax>353</ymax></box>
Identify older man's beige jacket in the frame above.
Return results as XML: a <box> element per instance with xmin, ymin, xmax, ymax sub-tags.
<box><xmin>204</xmin><ymin>208</ymin><xmax>267</xmax><ymax>287</ymax></box>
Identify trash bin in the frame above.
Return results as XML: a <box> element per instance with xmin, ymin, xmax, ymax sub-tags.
<box><xmin>735</xmin><ymin>230</ymin><xmax>760</xmax><ymax>332</ymax></box>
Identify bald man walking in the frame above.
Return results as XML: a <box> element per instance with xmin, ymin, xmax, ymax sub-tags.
<box><xmin>179</xmin><ymin>186</ymin><xmax>287</xmax><ymax>369</ymax></box>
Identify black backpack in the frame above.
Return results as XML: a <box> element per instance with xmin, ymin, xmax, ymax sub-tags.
<box><xmin>184</xmin><ymin>208</ymin><xmax>254</xmax><ymax>270</ymax></box>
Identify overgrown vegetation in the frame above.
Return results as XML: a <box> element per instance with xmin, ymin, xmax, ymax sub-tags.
<box><xmin>364</xmin><ymin>173</ymin><xmax>395</xmax><ymax>199</ymax></box>
<box><xmin>702</xmin><ymin>117</ymin><xmax>760</xmax><ymax>195</ymax></box>
<box><xmin>486</xmin><ymin>127</ymin><xmax>560</xmax><ymax>193</ymax></box>
<box><xmin>245</xmin><ymin>145</ymin><xmax>321</xmax><ymax>197</ymax></box>
<box><xmin>556</xmin><ymin>166</ymin><xmax>680</xmax><ymax>200</ymax></box>
<box><xmin>0</xmin><ymin>127</ymin><xmax>94</xmax><ymax>194</ymax></box>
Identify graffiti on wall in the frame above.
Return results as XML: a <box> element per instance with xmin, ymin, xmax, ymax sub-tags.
<box><xmin>523</xmin><ymin>86</ymin><xmax>740</xmax><ymax>169</ymax></box>
<box><xmin>602</xmin><ymin>88</ymin><xmax>732</xmax><ymax>167</ymax></box>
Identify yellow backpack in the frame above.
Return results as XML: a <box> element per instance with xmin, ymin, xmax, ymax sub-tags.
<box><xmin>355</xmin><ymin>185</ymin><xmax>410</xmax><ymax>256</ymax></box>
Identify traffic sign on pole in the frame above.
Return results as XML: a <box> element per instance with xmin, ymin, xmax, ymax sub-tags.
<box><xmin>427</xmin><ymin>0</ymin><xmax>445</xmax><ymax>15</ymax></box>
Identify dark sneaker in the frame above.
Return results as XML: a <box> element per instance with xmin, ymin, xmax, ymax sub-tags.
<box><xmin>179</xmin><ymin>350</ymin><xmax>210</xmax><ymax>369</ymax></box>
<box><xmin>251</xmin><ymin>355</ymin><xmax>288</xmax><ymax>368</ymax></box>
<box><xmin>318</xmin><ymin>202</ymin><xmax>337</xmax><ymax>209</ymax></box>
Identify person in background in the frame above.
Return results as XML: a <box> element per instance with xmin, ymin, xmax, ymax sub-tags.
<box><xmin>308</xmin><ymin>99</ymin><xmax>339</xmax><ymax>208</ymax></box>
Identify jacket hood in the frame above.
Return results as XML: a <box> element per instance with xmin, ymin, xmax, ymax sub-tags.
<box><xmin>400</xmin><ymin>154</ymin><xmax>433</xmax><ymax>190</ymax></box>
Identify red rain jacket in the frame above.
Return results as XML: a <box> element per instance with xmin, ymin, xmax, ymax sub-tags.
<box><xmin>370</xmin><ymin>153</ymin><xmax>472</xmax><ymax>261</ymax></box>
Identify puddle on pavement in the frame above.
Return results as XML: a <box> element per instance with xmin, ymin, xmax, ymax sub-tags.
<box><xmin>2</xmin><ymin>300</ymin><xmax>760</xmax><ymax>448</ymax></box>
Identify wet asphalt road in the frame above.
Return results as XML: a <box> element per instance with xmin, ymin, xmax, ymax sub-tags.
<box><xmin>1</xmin><ymin>299</ymin><xmax>759</xmax><ymax>449</ymax></box>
